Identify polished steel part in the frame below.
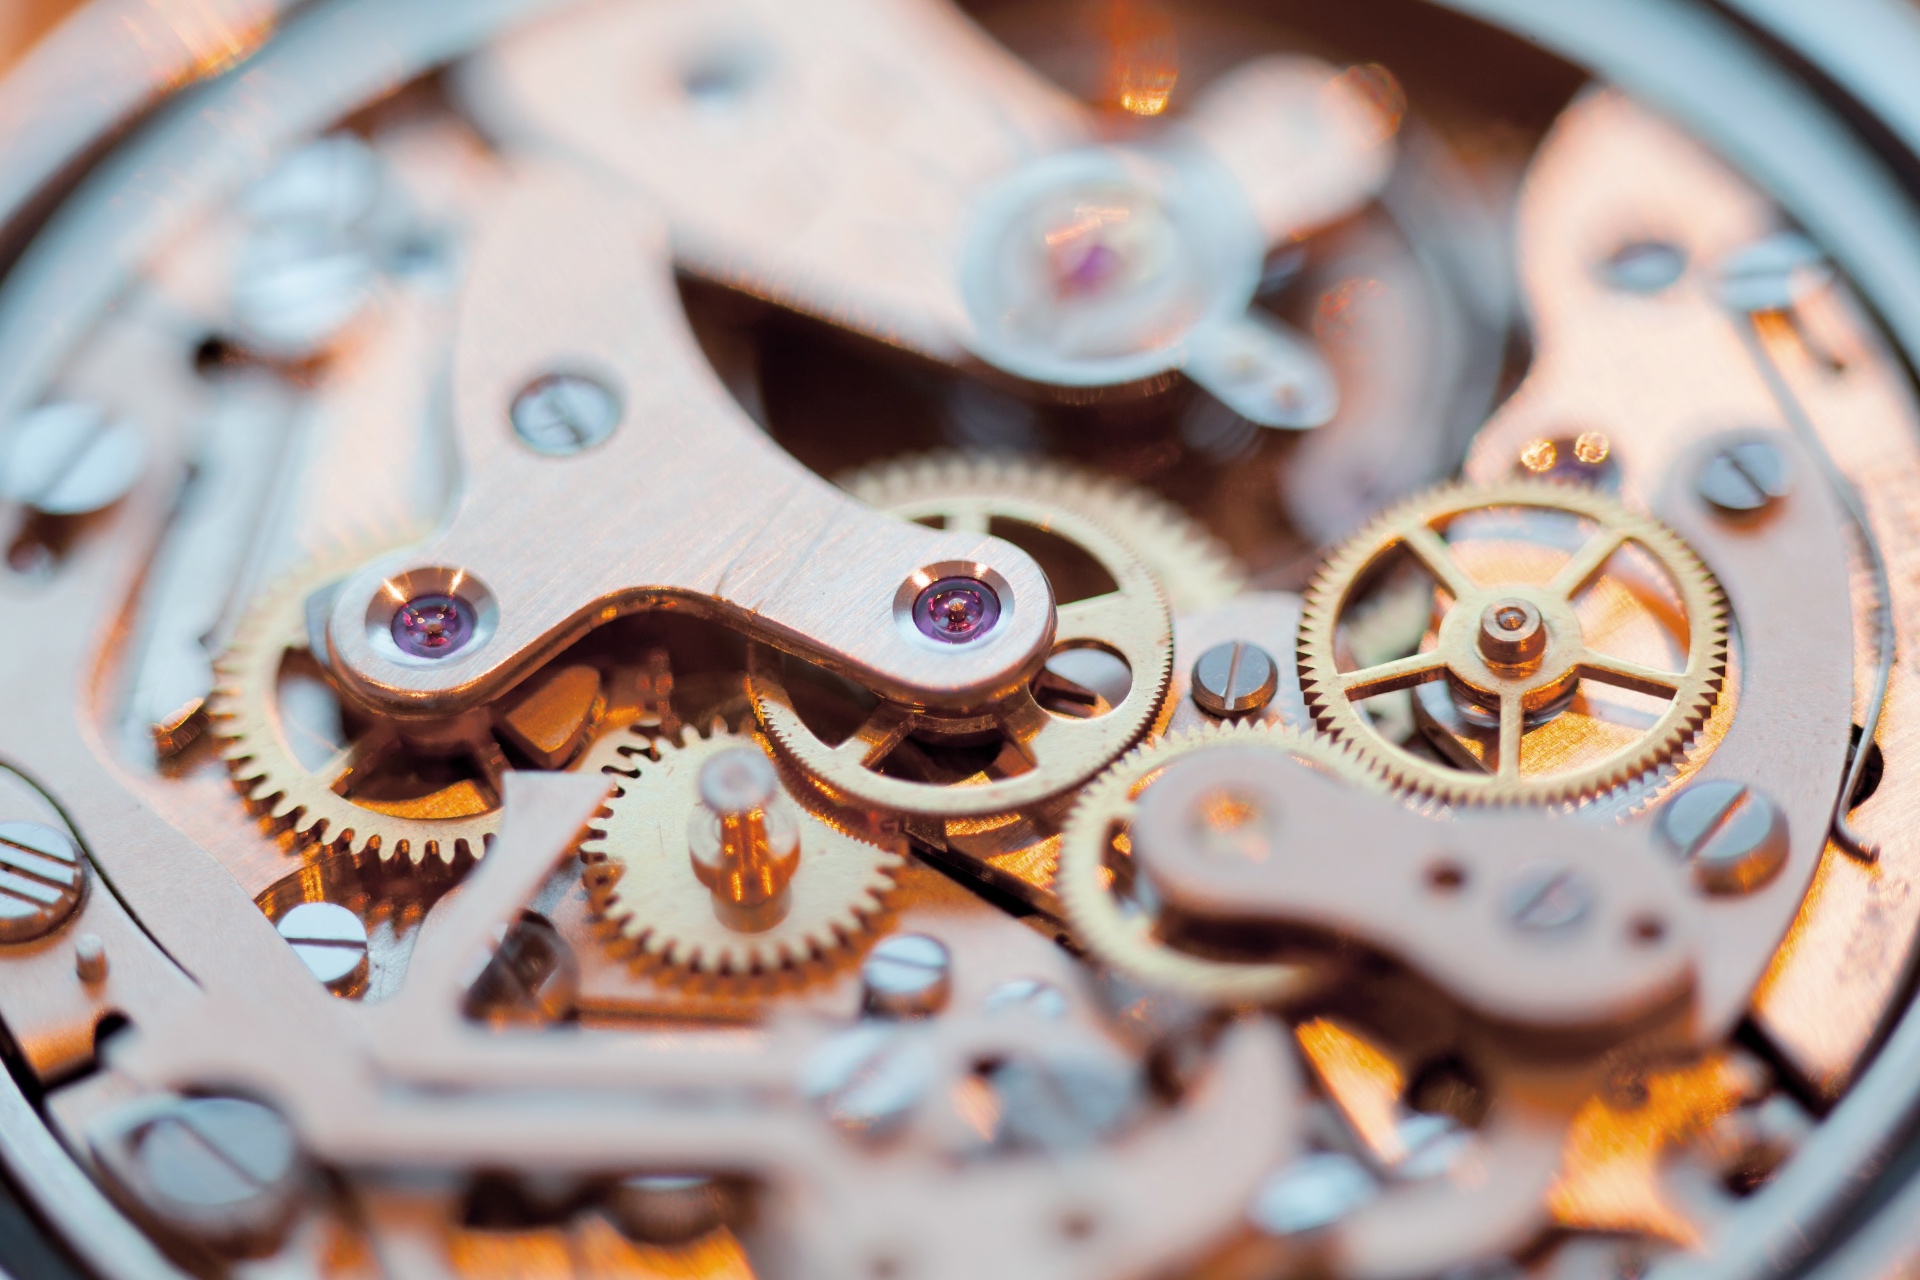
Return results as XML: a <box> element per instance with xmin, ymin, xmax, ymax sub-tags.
<box><xmin>320</xmin><ymin>166</ymin><xmax>1057</xmax><ymax>717</ymax></box>
<box><xmin>0</xmin><ymin>0</ymin><xmax>1919</xmax><ymax>1277</ymax></box>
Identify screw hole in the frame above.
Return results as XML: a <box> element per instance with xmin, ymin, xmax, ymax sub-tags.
<box><xmin>1426</xmin><ymin>861</ymin><xmax>1467</xmax><ymax>893</ymax></box>
<box><xmin>1060</xmin><ymin>1209</ymin><xmax>1097</xmax><ymax>1241</ymax></box>
<box><xmin>1629</xmin><ymin>914</ymin><xmax>1666</xmax><ymax>945</ymax></box>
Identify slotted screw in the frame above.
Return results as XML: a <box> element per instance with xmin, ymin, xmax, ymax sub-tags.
<box><xmin>1503</xmin><ymin>864</ymin><xmax>1592</xmax><ymax>933</ymax></box>
<box><xmin>0</xmin><ymin>820</ymin><xmax>85</xmax><ymax>943</ymax></box>
<box><xmin>1697</xmin><ymin>440</ymin><xmax>1790</xmax><ymax>515</ymax></box>
<box><xmin>511</xmin><ymin>373</ymin><xmax>622</xmax><ymax>455</ymax></box>
<box><xmin>1657</xmin><ymin>780</ymin><xmax>1788</xmax><ymax>894</ymax></box>
<box><xmin>275</xmin><ymin>902</ymin><xmax>369</xmax><ymax>991</ymax></box>
<box><xmin>1190</xmin><ymin>640</ymin><xmax>1280</xmax><ymax>718</ymax></box>
<box><xmin>862</xmin><ymin>933</ymin><xmax>951</xmax><ymax>1018</ymax></box>
<box><xmin>0</xmin><ymin>403</ymin><xmax>146</xmax><ymax>516</ymax></box>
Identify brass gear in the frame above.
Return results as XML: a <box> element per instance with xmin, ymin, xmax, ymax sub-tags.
<box><xmin>838</xmin><ymin>452</ymin><xmax>1248</xmax><ymax>611</ymax></box>
<box><xmin>1056</xmin><ymin>721</ymin><xmax>1382</xmax><ymax>1004</ymax></box>
<box><xmin>751</xmin><ymin>460</ymin><xmax>1176</xmax><ymax>820</ymax></box>
<box><xmin>1298</xmin><ymin>479</ymin><xmax>1728</xmax><ymax>806</ymax></box>
<box><xmin>210</xmin><ymin>555</ymin><xmax>506</xmax><ymax>863</ymax></box>
<box><xmin>578</xmin><ymin>724</ymin><xmax>906</xmax><ymax>974</ymax></box>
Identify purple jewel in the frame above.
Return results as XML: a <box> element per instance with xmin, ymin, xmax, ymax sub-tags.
<box><xmin>391</xmin><ymin>594</ymin><xmax>475</xmax><ymax>658</ymax></box>
<box><xmin>912</xmin><ymin>577</ymin><xmax>1001</xmax><ymax>644</ymax></box>
<box><xmin>1053</xmin><ymin>240</ymin><xmax>1125</xmax><ymax>298</ymax></box>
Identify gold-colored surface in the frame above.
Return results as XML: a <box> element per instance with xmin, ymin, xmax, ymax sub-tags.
<box><xmin>1547</xmin><ymin>1055</ymin><xmax>1754</xmax><ymax>1246</ymax></box>
<box><xmin>211</xmin><ymin>555</ymin><xmax>503</xmax><ymax>863</ymax></box>
<box><xmin>1055</xmin><ymin>721</ymin><xmax>1370</xmax><ymax>1004</ymax></box>
<box><xmin>1457</xmin><ymin>90</ymin><xmax>1868</xmax><ymax>1074</ymax></box>
<box><xmin>1299</xmin><ymin>479</ymin><xmax>1727</xmax><ymax>805</ymax></box>
<box><xmin>580</xmin><ymin>725</ymin><xmax>905</xmax><ymax>973</ymax></box>
<box><xmin>752</xmin><ymin>465</ymin><xmax>1174</xmax><ymax>819</ymax></box>
<box><xmin>1296</xmin><ymin>1017</ymin><xmax>1406</xmax><ymax>1163</ymax></box>
<box><xmin>840</xmin><ymin>452</ymin><xmax>1249</xmax><ymax>613</ymax></box>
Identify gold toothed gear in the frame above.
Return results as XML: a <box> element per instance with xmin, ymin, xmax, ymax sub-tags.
<box><xmin>1297</xmin><ymin>479</ymin><xmax>1729</xmax><ymax>806</ymax></box>
<box><xmin>579</xmin><ymin>723</ymin><xmax>906</xmax><ymax>974</ymax></box>
<box><xmin>839</xmin><ymin>452</ymin><xmax>1248</xmax><ymax>612</ymax></box>
<box><xmin>210</xmin><ymin>554</ymin><xmax>503</xmax><ymax>863</ymax></box>
<box><xmin>1056</xmin><ymin>720</ymin><xmax>1383</xmax><ymax>1005</ymax></box>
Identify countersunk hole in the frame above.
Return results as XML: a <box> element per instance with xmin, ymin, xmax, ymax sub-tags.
<box><xmin>1425</xmin><ymin>860</ymin><xmax>1467</xmax><ymax>893</ymax></box>
<box><xmin>1629</xmin><ymin>914</ymin><xmax>1666</xmax><ymax>946</ymax></box>
<box><xmin>1059</xmin><ymin>1209</ymin><xmax>1097</xmax><ymax>1241</ymax></box>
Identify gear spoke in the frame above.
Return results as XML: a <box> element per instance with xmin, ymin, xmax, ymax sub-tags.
<box><xmin>834</xmin><ymin>704</ymin><xmax>916</xmax><ymax>767</ymax></box>
<box><xmin>1402</xmin><ymin>524</ymin><xmax>1479</xmax><ymax>602</ymax></box>
<box><xmin>1056</xmin><ymin>591</ymin><xmax>1142</xmax><ymax>646</ymax></box>
<box><xmin>1549</xmin><ymin>528</ymin><xmax>1629</xmax><ymax>599</ymax></box>
<box><xmin>943</xmin><ymin>508</ymin><xmax>992</xmax><ymax>537</ymax></box>
<box><xmin>1576</xmin><ymin>651</ymin><xmax>1683</xmax><ymax>698</ymax></box>
<box><xmin>1338</xmin><ymin>650</ymin><xmax>1449</xmax><ymax>700</ymax></box>
<box><xmin>320</xmin><ymin>728</ymin><xmax>397</xmax><ymax>795</ymax></box>
<box><xmin>1299</xmin><ymin>480</ymin><xmax>1727</xmax><ymax>804</ymax></box>
<box><xmin>1497</xmin><ymin>693</ymin><xmax>1524</xmax><ymax>779</ymax></box>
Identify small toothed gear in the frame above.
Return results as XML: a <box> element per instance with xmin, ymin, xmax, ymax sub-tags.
<box><xmin>210</xmin><ymin>554</ymin><xmax>503</xmax><ymax>863</ymax></box>
<box><xmin>839</xmin><ymin>452</ymin><xmax>1249</xmax><ymax>612</ymax></box>
<box><xmin>579</xmin><ymin>724</ymin><xmax>906</xmax><ymax>974</ymax></box>
<box><xmin>1297</xmin><ymin>479</ymin><xmax>1728</xmax><ymax>806</ymax></box>
<box><xmin>1056</xmin><ymin>721</ymin><xmax>1384</xmax><ymax>1004</ymax></box>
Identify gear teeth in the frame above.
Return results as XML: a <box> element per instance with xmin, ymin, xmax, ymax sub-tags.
<box><xmin>1296</xmin><ymin>478</ymin><xmax>1730</xmax><ymax>808</ymax></box>
<box><xmin>1055</xmin><ymin>720</ymin><xmax>1380</xmax><ymax>1004</ymax></box>
<box><xmin>840</xmin><ymin>451</ymin><xmax>1247</xmax><ymax>612</ymax></box>
<box><xmin>572</xmin><ymin>725</ymin><xmax>903</xmax><ymax>976</ymax></box>
<box><xmin>206</xmin><ymin>548</ymin><xmax>504</xmax><ymax>867</ymax></box>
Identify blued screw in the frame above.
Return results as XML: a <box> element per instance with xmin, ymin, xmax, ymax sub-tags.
<box><xmin>275</xmin><ymin>902</ymin><xmax>369</xmax><ymax>992</ymax></box>
<box><xmin>0</xmin><ymin>821</ymin><xmax>86</xmax><ymax>943</ymax></box>
<box><xmin>1697</xmin><ymin>440</ymin><xmax>1790</xmax><ymax>515</ymax></box>
<box><xmin>511</xmin><ymin>373</ymin><xmax>622</xmax><ymax>455</ymax></box>
<box><xmin>1657</xmin><ymin>780</ymin><xmax>1788</xmax><ymax>894</ymax></box>
<box><xmin>862</xmin><ymin>933</ymin><xmax>951</xmax><ymax>1018</ymax></box>
<box><xmin>1190</xmin><ymin>640</ymin><xmax>1280</xmax><ymax>717</ymax></box>
<box><xmin>1503</xmin><ymin>863</ymin><xmax>1592</xmax><ymax>933</ymax></box>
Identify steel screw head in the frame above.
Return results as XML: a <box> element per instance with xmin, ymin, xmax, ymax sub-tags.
<box><xmin>1715</xmin><ymin>232</ymin><xmax>1830</xmax><ymax>314</ymax></box>
<box><xmin>1249</xmin><ymin>1152</ymin><xmax>1378</xmax><ymax>1236</ymax></box>
<box><xmin>275</xmin><ymin>902</ymin><xmax>369</xmax><ymax>991</ymax></box>
<box><xmin>1477</xmin><ymin>599</ymin><xmax>1547</xmax><ymax>666</ymax></box>
<box><xmin>0</xmin><ymin>403</ymin><xmax>146</xmax><ymax>516</ymax></box>
<box><xmin>1599</xmin><ymin>240</ymin><xmax>1687</xmax><ymax>294</ymax></box>
<box><xmin>1657</xmin><ymin>780</ymin><xmax>1788</xmax><ymax>894</ymax></box>
<box><xmin>861</xmin><ymin>933</ymin><xmax>951</xmax><ymax>1018</ymax></box>
<box><xmin>911</xmin><ymin>576</ymin><xmax>1001</xmax><ymax>644</ymax></box>
<box><xmin>0</xmin><ymin>820</ymin><xmax>85</xmax><ymax>943</ymax></box>
<box><xmin>91</xmin><ymin>1094</ymin><xmax>307</xmax><ymax>1258</ymax></box>
<box><xmin>800</xmin><ymin>1024</ymin><xmax>935</xmax><ymax>1137</ymax></box>
<box><xmin>511</xmin><ymin>373</ymin><xmax>623</xmax><ymax>455</ymax></box>
<box><xmin>1697</xmin><ymin>440</ymin><xmax>1790</xmax><ymax>515</ymax></box>
<box><xmin>983</xmin><ymin>977</ymin><xmax>1067</xmax><ymax>1021</ymax></box>
<box><xmin>1190</xmin><ymin>640</ymin><xmax>1280</xmax><ymax>717</ymax></box>
<box><xmin>987</xmin><ymin>1050</ymin><xmax>1141</xmax><ymax>1153</ymax></box>
<box><xmin>390</xmin><ymin>593</ymin><xmax>476</xmax><ymax>658</ymax></box>
<box><xmin>1503</xmin><ymin>863</ymin><xmax>1592</xmax><ymax>933</ymax></box>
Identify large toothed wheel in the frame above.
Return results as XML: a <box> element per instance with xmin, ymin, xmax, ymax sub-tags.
<box><xmin>1297</xmin><ymin>480</ymin><xmax>1728</xmax><ymax>805</ymax></box>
